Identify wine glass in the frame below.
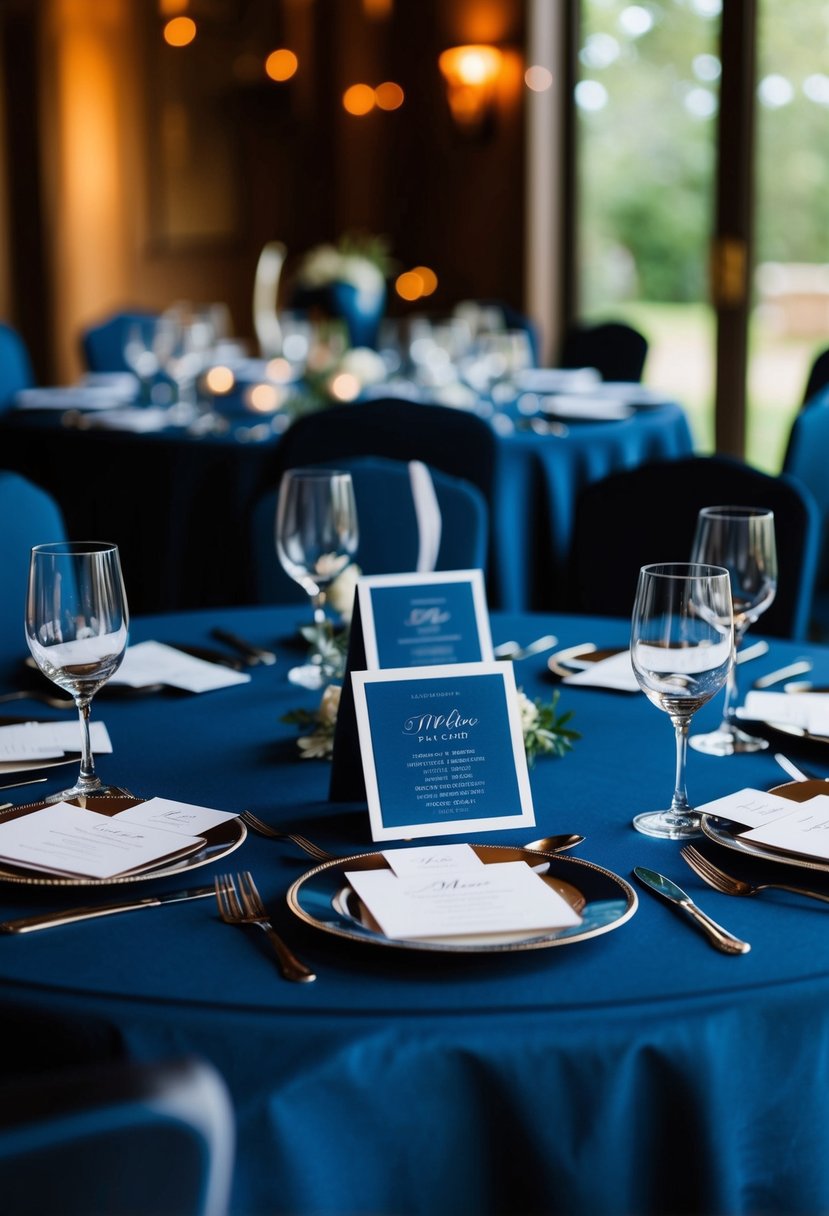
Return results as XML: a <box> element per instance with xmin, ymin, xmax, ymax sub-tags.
<box><xmin>275</xmin><ymin>469</ymin><xmax>359</xmax><ymax>689</ymax></box>
<box><xmin>630</xmin><ymin>562</ymin><xmax>734</xmax><ymax>839</ymax></box>
<box><xmin>689</xmin><ymin>506</ymin><xmax>778</xmax><ymax>756</ymax></box>
<box><xmin>26</xmin><ymin>542</ymin><xmax>129</xmax><ymax>803</ymax></box>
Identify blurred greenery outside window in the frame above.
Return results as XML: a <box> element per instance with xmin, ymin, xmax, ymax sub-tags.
<box><xmin>576</xmin><ymin>0</ymin><xmax>829</xmax><ymax>472</ymax></box>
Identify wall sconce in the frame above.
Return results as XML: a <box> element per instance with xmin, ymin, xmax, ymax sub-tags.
<box><xmin>438</xmin><ymin>44</ymin><xmax>503</xmax><ymax>138</ymax></box>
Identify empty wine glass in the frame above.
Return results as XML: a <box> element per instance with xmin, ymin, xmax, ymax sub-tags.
<box><xmin>630</xmin><ymin>562</ymin><xmax>733</xmax><ymax>839</ymax></box>
<box><xmin>26</xmin><ymin>541</ymin><xmax>129</xmax><ymax>803</ymax></box>
<box><xmin>689</xmin><ymin>506</ymin><xmax>778</xmax><ymax>756</ymax></box>
<box><xmin>275</xmin><ymin>469</ymin><xmax>359</xmax><ymax>689</ymax></box>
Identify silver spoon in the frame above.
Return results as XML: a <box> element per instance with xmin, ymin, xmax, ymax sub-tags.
<box><xmin>524</xmin><ymin>833</ymin><xmax>585</xmax><ymax>853</ymax></box>
<box><xmin>494</xmin><ymin>634</ymin><xmax>559</xmax><ymax>662</ymax></box>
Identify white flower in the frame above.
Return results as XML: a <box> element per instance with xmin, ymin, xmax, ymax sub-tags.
<box><xmin>297</xmin><ymin>731</ymin><xmax>335</xmax><ymax>761</ymax></box>
<box><xmin>337</xmin><ymin>347</ymin><xmax>387</xmax><ymax>386</ymax></box>
<box><xmin>336</xmin><ymin>254</ymin><xmax>385</xmax><ymax>296</ymax></box>
<box><xmin>328</xmin><ymin>563</ymin><xmax>361</xmax><ymax>622</ymax></box>
<box><xmin>296</xmin><ymin>245</ymin><xmax>343</xmax><ymax>287</ymax></box>
<box><xmin>318</xmin><ymin>683</ymin><xmax>342</xmax><ymax>727</ymax></box>
<box><xmin>516</xmin><ymin>690</ymin><xmax>540</xmax><ymax>735</ymax></box>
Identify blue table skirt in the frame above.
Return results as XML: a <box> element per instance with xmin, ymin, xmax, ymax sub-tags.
<box><xmin>0</xmin><ymin>605</ymin><xmax>826</xmax><ymax>1215</ymax></box>
<box><xmin>0</xmin><ymin>401</ymin><xmax>693</xmax><ymax>615</ymax></box>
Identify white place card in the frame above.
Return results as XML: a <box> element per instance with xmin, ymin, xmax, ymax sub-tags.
<box><xmin>0</xmin><ymin>802</ymin><xmax>204</xmax><ymax>879</ymax></box>
<box><xmin>111</xmin><ymin>641</ymin><xmax>251</xmax><ymax>693</ymax></box>
<box><xmin>345</xmin><ymin>860</ymin><xmax>582</xmax><ymax>940</ymax></box>
<box><xmin>698</xmin><ymin>786</ymin><xmax>829</xmax><ymax>862</ymax></box>
<box><xmin>739</xmin><ymin>690</ymin><xmax>829</xmax><ymax>737</ymax></box>
<box><xmin>697</xmin><ymin>787</ymin><xmax>803</xmax><ymax>830</ymax></box>
<box><xmin>381</xmin><ymin>843</ymin><xmax>485</xmax><ymax>878</ymax></box>
<box><xmin>562</xmin><ymin>651</ymin><xmax>640</xmax><ymax>693</ymax></box>
<box><xmin>111</xmin><ymin>797</ymin><xmax>239</xmax><ymax>836</ymax></box>
<box><xmin>0</xmin><ymin>721</ymin><xmax>113</xmax><ymax>762</ymax></box>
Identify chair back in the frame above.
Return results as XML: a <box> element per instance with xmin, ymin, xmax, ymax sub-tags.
<box><xmin>558</xmin><ymin>320</ymin><xmax>648</xmax><ymax>382</ymax></box>
<box><xmin>782</xmin><ymin>398</ymin><xmax>829</xmax><ymax>634</ymax></box>
<box><xmin>0</xmin><ymin>321</ymin><xmax>35</xmax><ymax>410</ymax></box>
<box><xmin>0</xmin><ymin>1056</ymin><xmax>235</xmax><ymax>1216</ymax></box>
<box><xmin>569</xmin><ymin>454</ymin><xmax>820</xmax><ymax>639</ymax></box>
<box><xmin>0</xmin><ymin>471</ymin><xmax>68</xmax><ymax>679</ymax></box>
<box><xmin>80</xmin><ymin>310</ymin><xmax>158</xmax><ymax>373</ymax></box>
<box><xmin>250</xmin><ymin>455</ymin><xmax>489</xmax><ymax>604</ymax></box>
<box><xmin>801</xmin><ymin>347</ymin><xmax>829</xmax><ymax>407</ymax></box>
<box><xmin>264</xmin><ymin>399</ymin><xmax>497</xmax><ymax>503</ymax></box>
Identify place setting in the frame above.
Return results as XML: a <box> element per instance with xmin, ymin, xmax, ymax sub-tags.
<box><xmin>0</xmin><ymin>541</ymin><xmax>249</xmax><ymax>896</ymax></box>
<box><xmin>274</xmin><ymin>563</ymin><xmax>637</xmax><ymax>956</ymax></box>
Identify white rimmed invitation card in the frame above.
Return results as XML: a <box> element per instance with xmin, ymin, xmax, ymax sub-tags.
<box><xmin>329</xmin><ymin>569</ymin><xmax>494</xmax><ymax>802</ymax></box>
<box><xmin>349</xmin><ymin>662</ymin><xmax>535</xmax><ymax>841</ymax></box>
<box><xmin>356</xmin><ymin>570</ymin><xmax>493</xmax><ymax>669</ymax></box>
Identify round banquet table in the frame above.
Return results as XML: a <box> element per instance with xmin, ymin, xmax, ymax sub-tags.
<box><xmin>0</xmin><ymin>397</ymin><xmax>693</xmax><ymax>616</ymax></box>
<box><xmin>1</xmin><ymin>604</ymin><xmax>828</xmax><ymax>1216</ymax></box>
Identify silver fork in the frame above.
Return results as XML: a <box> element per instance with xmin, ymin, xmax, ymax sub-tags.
<box><xmin>681</xmin><ymin>844</ymin><xmax>829</xmax><ymax>906</ymax></box>
<box><xmin>0</xmin><ymin>690</ymin><xmax>75</xmax><ymax>709</ymax></box>
<box><xmin>214</xmin><ymin>871</ymin><xmax>316</xmax><ymax>983</ymax></box>
<box><xmin>239</xmin><ymin>811</ymin><xmax>336</xmax><ymax>861</ymax></box>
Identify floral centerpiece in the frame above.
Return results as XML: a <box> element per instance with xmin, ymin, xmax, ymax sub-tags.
<box><xmin>292</xmin><ymin>232</ymin><xmax>396</xmax><ymax>350</ymax></box>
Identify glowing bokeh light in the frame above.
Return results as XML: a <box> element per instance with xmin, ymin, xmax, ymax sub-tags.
<box><xmin>375</xmin><ymin>81</ymin><xmax>404</xmax><ymax>110</ymax></box>
<box><xmin>163</xmin><ymin>16</ymin><xmax>196</xmax><ymax>47</ymax></box>
<box><xmin>266</xmin><ymin>48</ymin><xmax>298</xmax><ymax>82</ymax></box>
<box><xmin>395</xmin><ymin>271</ymin><xmax>423</xmax><ymax>301</ymax></box>
<box><xmin>265</xmin><ymin>357</ymin><xmax>294</xmax><ymax>383</ymax></box>
<box><xmin>247</xmin><ymin>383</ymin><xmax>281</xmax><ymax>413</ymax></box>
<box><xmin>411</xmin><ymin>265</ymin><xmax>438</xmax><ymax>296</ymax></box>
<box><xmin>343</xmin><ymin>84</ymin><xmax>376</xmax><ymax>115</ymax></box>
<box><xmin>525</xmin><ymin>65</ymin><xmax>553</xmax><ymax>92</ymax></box>
<box><xmin>329</xmin><ymin>372</ymin><xmax>361</xmax><ymax>401</ymax></box>
<box><xmin>204</xmin><ymin>365</ymin><xmax>235</xmax><ymax>395</ymax></box>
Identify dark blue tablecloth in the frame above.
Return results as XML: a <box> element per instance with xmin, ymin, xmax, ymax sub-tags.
<box><xmin>0</xmin><ymin>400</ymin><xmax>693</xmax><ymax>615</ymax></box>
<box><xmin>1</xmin><ymin>605</ymin><xmax>828</xmax><ymax>1214</ymax></box>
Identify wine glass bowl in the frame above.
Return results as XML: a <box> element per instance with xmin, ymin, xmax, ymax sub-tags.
<box><xmin>689</xmin><ymin>505</ymin><xmax>778</xmax><ymax>757</ymax></box>
<box><xmin>26</xmin><ymin>541</ymin><xmax>129</xmax><ymax>802</ymax></box>
<box><xmin>630</xmin><ymin>562</ymin><xmax>734</xmax><ymax>839</ymax></box>
<box><xmin>275</xmin><ymin>469</ymin><xmax>359</xmax><ymax>689</ymax></box>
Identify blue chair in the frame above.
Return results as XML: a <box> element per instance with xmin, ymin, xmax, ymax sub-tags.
<box><xmin>782</xmin><ymin>395</ymin><xmax>829</xmax><ymax>636</ymax></box>
<box><xmin>0</xmin><ymin>471</ymin><xmax>67</xmax><ymax>680</ymax></box>
<box><xmin>0</xmin><ymin>321</ymin><xmax>35</xmax><ymax>410</ymax></box>
<box><xmin>250</xmin><ymin>455</ymin><xmax>489</xmax><ymax>604</ymax></box>
<box><xmin>558</xmin><ymin>319</ymin><xmax>649</xmax><ymax>382</ymax></box>
<box><xmin>264</xmin><ymin>398</ymin><xmax>498</xmax><ymax>505</ymax></box>
<box><xmin>0</xmin><ymin>1056</ymin><xmax>235</xmax><ymax>1216</ymax></box>
<box><xmin>80</xmin><ymin>309</ymin><xmax>158</xmax><ymax>373</ymax></box>
<box><xmin>569</xmin><ymin>454</ymin><xmax>820</xmax><ymax>639</ymax></box>
<box><xmin>801</xmin><ymin>347</ymin><xmax>829</xmax><ymax>407</ymax></box>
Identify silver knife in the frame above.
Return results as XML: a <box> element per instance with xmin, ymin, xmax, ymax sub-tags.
<box><xmin>633</xmin><ymin>866</ymin><xmax>751</xmax><ymax>954</ymax></box>
<box><xmin>0</xmin><ymin>885</ymin><xmax>214</xmax><ymax>933</ymax></box>
<box><xmin>210</xmin><ymin>628</ymin><xmax>277</xmax><ymax>666</ymax></box>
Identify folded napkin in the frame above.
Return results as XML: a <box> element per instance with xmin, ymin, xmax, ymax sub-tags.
<box><xmin>562</xmin><ymin>650</ymin><xmax>639</xmax><ymax>692</ymax></box>
<box><xmin>539</xmin><ymin>395</ymin><xmax>634</xmax><ymax>422</ymax></box>
<box><xmin>111</xmin><ymin>641</ymin><xmax>251</xmax><ymax>693</ymax></box>
<box><xmin>739</xmin><ymin>689</ymin><xmax>829</xmax><ymax>737</ymax></box>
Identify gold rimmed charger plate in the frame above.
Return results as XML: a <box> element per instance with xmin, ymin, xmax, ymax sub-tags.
<box><xmin>547</xmin><ymin>644</ymin><xmax>624</xmax><ymax>679</ymax></box>
<box><xmin>700</xmin><ymin>779</ymin><xmax>829</xmax><ymax>873</ymax></box>
<box><xmin>0</xmin><ymin>795</ymin><xmax>246</xmax><ymax>887</ymax></box>
<box><xmin>286</xmin><ymin>844</ymin><xmax>637</xmax><ymax>954</ymax></box>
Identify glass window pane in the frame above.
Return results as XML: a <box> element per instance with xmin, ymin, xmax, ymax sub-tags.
<box><xmin>576</xmin><ymin>0</ymin><xmax>720</xmax><ymax>449</ymax></box>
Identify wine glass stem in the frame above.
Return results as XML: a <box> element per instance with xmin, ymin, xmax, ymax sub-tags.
<box><xmin>670</xmin><ymin>715</ymin><xmax>691</xmax><ymax>813</ymax></box>
<box><xmin>721</xmin><ymin>630</ymin><xmax>745</xmax><ymax>731</ymax></box>
<box><xmin>76</xmin><ymin>700</ymin><xmax>99</xmax><ymax>790</ymax></box>
<box><xmin>311</xmin><ymin>591</ymin><xmax>327</xmax><ymax>627</ymax></box>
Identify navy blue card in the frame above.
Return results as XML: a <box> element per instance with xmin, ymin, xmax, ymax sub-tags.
<box><xmin>350</xmin><ymin>662</ymin><xmax>535</xmax><ymax>841</ymax></box>
<box><xmin>357</xmin><ymin>571</ymin><xmax>492</xmax><ymax>669</ymax></box>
